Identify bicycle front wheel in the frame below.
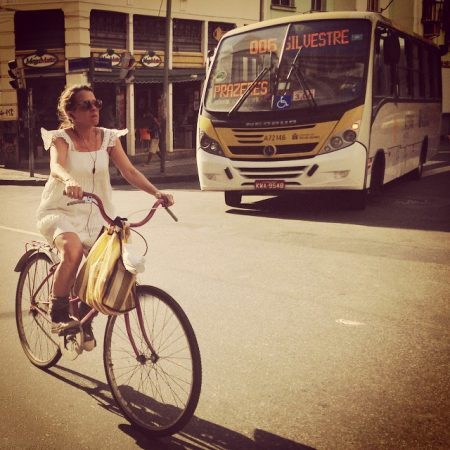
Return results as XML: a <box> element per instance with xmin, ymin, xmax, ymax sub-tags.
<box><xmin>103</xmin><ymin>285</ymin><xmax>202</xmax><ymax>437</ymax></box>
<box><xmin>16</xmin><ymin>253</ymin><xmax>61</xmax><ymax>369</ymax></box>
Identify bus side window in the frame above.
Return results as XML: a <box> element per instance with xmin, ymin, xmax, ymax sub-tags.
<box><xmin>405</xmin><ymin>40</ymin><xmax>421</xmax><ymax>99</ymax></box>
<box><xmin>373</xmin><ymin>27</ymin><xmax>391</xmax><ymax>100</ymax></box>
<box><xmin>397</xmin><ymin>36</ymin><xmax>408</xmax><ymax>98</ymax></box>
<box><xmin>428</xmin><ymin>49</ymin><xmax>441</xmax><ymax>99</ymax></box>
<box><xmin>419</xmin><ymin>46</ymin><xmax>428</xmax><ymax>98</ymax></box>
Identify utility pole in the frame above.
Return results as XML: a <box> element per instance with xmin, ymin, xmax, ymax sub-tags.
<box><xmin>367</xmin><ymin>0</ymin><xmax>379</xmax><ymax>12</ymax></box>
<box><xmin>27</xmin><ymin>88</ymin><xmax>34</xmax><ymax>177</ymax></box>
<box><xmin>161</xmin><ymin>0</ymin><xmax>172</xmax><ymax>173</ymax></box>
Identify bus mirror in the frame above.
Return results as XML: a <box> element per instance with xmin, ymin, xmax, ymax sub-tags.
<box><xmin>384</xmin><ymin>35</ymin><xmax>400</xmax><ymax>65</ymax></box>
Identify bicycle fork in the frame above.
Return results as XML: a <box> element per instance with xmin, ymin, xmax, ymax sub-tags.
<box><xmin>125</xmin><ymin>299</ymin><xmax>159</xmax><ymax>364</ymax></box>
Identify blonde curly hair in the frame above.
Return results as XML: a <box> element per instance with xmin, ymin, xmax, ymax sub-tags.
<box><xmin>57</xmin><ymin>84</ymin><xmax>94</xmax><ymax>129</ymax></box>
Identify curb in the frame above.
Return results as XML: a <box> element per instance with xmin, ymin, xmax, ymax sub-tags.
<box><xmin>111</xmin><ymin>173</ymin><xmax>199</xmax><ymax>185</ymax></box>
<box><xmin>0</xmin><ymin>173</ymin><xmax>199</xmax><ymax>187</ymax></box>
<box><xmin>0</xmin><ymin>179</ymin><xmax>48</xmax><ymax>186</ymax></box>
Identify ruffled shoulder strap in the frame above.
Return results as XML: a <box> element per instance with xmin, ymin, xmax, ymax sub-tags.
<box><xmin>40</xmin><ymin>128</ymin><xmax>72</xmax><ymax>151</ymax></box>
<box><xmin>102</xmin><ymin>128</ymin><xmax>128</xmax><ymax>148</ymax></box>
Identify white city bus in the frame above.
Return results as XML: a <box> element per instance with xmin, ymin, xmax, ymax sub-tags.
<box><xmin>197</xmin><ymin>11</ymin><xmax>442</xmax><ymax>208</ymax></box>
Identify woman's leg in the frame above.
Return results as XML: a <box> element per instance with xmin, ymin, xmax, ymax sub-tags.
<box><xmin>146</xmin><ymin>139</ymin><xmax>153</xmax><ymax>163</ymax></box>
<box><xmin>53</xmin><ymin>232</ymin><xmax>84</xmax><ymax>296</ymax></box>
<box><xmin>50</xmin><ymin>232</ymin><xmax>84</xmax><ymax>331</ymax></box>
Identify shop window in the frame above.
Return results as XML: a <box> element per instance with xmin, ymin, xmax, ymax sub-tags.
<box><xmin>90</xmin><ymin>10</ymin><xmax>126</xmax><ymax>49</ymax></box>
<box><xmin>15</xmin><ymin>10</ymin><xmax>64</xmax><ymax>50</ymax></box>
<box><xmin>271</xmin><ymin>0</ymin><xmax>296</xmax><ymax>8</ymax></box>
<box><xmin>173</xmin><ymin>19</ymin><xmax>202</xmax><ymax>52</ymax></box>
<box><xmin>134</xmin><ymin>15</ymin><xmax>166</xmax><ymax>52</ymax></box>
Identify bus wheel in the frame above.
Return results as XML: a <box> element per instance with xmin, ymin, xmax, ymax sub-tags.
<box><xmin>225</xmin><ymin>191</ymin><xmax>242</xmax><ymax>207</ymax></box>
<box><xmin>370</xmin><ymin>155</ymin><xmax>385</xmax><ymax>196</ymax></box>
<box><xmin>409</xmin><ymin>146</ymin><xmax>426</xmax><ymax>181</ymax></box>
<box><xmin>409</xmin><ymin>159</ymin><xmax>424</xmax><ymax>180</ymax></box>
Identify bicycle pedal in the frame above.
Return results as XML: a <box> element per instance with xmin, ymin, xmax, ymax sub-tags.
<box><xmin>57</xmin><ymin>328</ymin><xmax>79</xmax><ymax>337</ymax></box>
<box><xmin>52</xmin><ymin>320</ymin><xmax>81</xmax><ymax>336</ymax></box>
<box><xmin>59</xmin><ymin>332</ymin><xmax>83</xmax><ymax>360</ymax></box>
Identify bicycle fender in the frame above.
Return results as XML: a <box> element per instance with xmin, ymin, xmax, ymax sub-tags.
<box><xmin>14</xmin><ymin>245</ymin><xmax>59</xmax><ymax>272</ymax></box>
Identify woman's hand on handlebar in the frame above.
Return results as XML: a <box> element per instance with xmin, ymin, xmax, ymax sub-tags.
<box><xmin>64</xmin><ymin>178</ymin><xmax>83</xmax><ymax>199</ymax></box>
<box><xmin>155</xmin><ymin>191</ymin><xmax>174</xmax><ymax>207</ymax></box>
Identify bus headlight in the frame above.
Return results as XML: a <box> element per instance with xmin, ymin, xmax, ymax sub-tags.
<box><xmin>320</xmin><ymin>122</ymin><xmax>359</xmax><ymax>154</ymax></box>
<box><xmin>343</xmin><ymin>129</ymin><xmax>357</xmax><ymax>142</ymax></box>
<box><xmin>330</xmin><ymin>136</ymin><xmax>343</xmax><ymax>148</ymax></box>
<box><xmin>199</xmin><ymin>131</ymin><xmax>224</xmax><ymax>156</ymax></box>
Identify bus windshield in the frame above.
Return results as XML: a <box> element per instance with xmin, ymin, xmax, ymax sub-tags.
<box><xmin>205</xmin><ymin>19</ymin><xmax>371</xmax><ymax>113</ymax></box>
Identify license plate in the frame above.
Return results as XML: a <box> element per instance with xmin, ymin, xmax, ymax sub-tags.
<box><xmin>254</xmin><ymin>180</ymin><xmax>285</xmax><ymax>190</ymax></box>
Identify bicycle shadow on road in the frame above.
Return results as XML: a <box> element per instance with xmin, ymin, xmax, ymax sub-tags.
<box><xmin>225</xmin><ymin>162</ymin><xmax>450</xmax><ymax>233</ymax></box>
<box><xmin>46</xmin><ymin>364</ymin><xmax>124</xmax><ymax>419</ymax></box>
<box><xmin>120</xmin><ymin>420</ymin><xmax>315</xmax><ymax>450</ymax></box>
<box><xmin>47</xmin><ymin>365</ymin><xmax>315</xmax><ymax>450</ymax></box>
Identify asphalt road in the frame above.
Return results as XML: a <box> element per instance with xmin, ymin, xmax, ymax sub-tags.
<box><xmin>0</xmin><ymin>153</ymin><xmax>449</xmax><ymax>449</ymax></box>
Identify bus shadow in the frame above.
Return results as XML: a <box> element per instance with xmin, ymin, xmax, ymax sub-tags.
<box><xmin>226</xmin><ymin>159</ymin><xmax>450</xmax><ymax>233</ymax></box>
<box><xmin>46</xmin><ymin>365</ymin><xmax>314</xmax><ymax>450</ymax></box>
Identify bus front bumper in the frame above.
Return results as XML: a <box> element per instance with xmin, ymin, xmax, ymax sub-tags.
<box><xmin>197</xmin><ymin>143</ymin><xmax>367</xmax><ymax>192</ymax></box>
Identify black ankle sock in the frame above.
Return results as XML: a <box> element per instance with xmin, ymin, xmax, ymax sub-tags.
<box><xmin>50</xmin><ymin>296</ymin><xmax>69</xmax><ymax>310</ymax></box>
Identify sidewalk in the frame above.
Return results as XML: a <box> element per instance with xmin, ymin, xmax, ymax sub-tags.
<box><xmin>0</xmin><ymin>154</ymin><xmax>199</xmax><ymax>186</ymax></box>
<box><xmin>1</xmin><ymin>140</ymin><xmax>448</xmax><ymax>187</ymax></box>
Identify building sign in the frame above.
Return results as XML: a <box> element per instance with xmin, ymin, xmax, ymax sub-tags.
<box><xmin>0</xmin><ymin>105</ymin><xmax>18</xmax><ymax>121</ymax></box>
<box><xmin>68</xmin><ymin>57</ymin><xmax>112</xmax><ymax>73</ymax></box>
<box><xmin>99</xmin><ymin>51</ymin><xmax>121</xmax><ymax>67</ymax></box>
<box><xmin>23</xmin><ymin>53</ymin><xmax>58</xmax><ymax>68</ymax></box>
<box><xmin>68</xmin><ymin>57</ymin><xmax>90</xmax><ymax>72</ymax></box>
<box><xmin>141</xmin><ymin>54</ymin><xmax>162</xmax><ymax>68</ymax></box>
<box><xmin>93</xmin><ymin>57</ymin><xmax>112</xmax><ymax>72</ymax></box>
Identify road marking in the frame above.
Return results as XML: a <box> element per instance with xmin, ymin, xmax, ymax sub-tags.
<box><xmin>0</xmin><ymin>224</ymin><xmax>40</xmax><ymax>237</ymax></box>
<box><xmin>336</xmin><ymin>319</ymin><xmax>366</xmax><ymax>326</ymax></box>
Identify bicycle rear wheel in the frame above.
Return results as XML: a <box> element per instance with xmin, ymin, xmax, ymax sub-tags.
<box><xmin>16</xmin><ymin>253</ymin><xmax>61</xmax><ymax>369</ymax></box>
<box><xmin>103</xmin><ymin>285</ymin><xmax>202</xmax><ymax>437</ymax></box>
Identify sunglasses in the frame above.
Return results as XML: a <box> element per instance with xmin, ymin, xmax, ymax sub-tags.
<box><xmin>77</xmin><ymin>99</ymin><xmax>103</xmax><ymax>111</ymax></box>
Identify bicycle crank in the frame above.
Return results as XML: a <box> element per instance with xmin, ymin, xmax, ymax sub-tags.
<box><xmin>59</xmin><ymin>328</ymin><xmax>84</xmax><ymax>360</ymax></box>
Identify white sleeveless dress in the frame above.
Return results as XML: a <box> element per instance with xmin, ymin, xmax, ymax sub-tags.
<box><xmin>36</xmin><ymin>127</ymin><xmax>128</xmax><ymax>248</ymax></box>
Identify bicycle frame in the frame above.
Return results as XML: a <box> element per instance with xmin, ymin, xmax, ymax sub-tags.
<box><xmin>22</xmin><ymin>192</ymin><xmax>177</xmax><ymax>357</ymax></box>
<box><xmin>26</xmin><ymin>255</ymin><xmax>154</xmax><ymax>359</ymax></box>
<box><xmin>28</xmin><ymin>261</ymin><xmax>56</xmax><ymax>318</ymax></box>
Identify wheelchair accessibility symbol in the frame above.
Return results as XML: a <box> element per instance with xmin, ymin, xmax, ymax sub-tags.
<box><xmin>275</xmin><ymin>95</ymin><xmax>292</xmax><ymax>110</ymax></box>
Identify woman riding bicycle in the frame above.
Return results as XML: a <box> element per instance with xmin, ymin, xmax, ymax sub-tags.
<box><xmin>36</xmin><ymin>84</ymin><xmax>174</xmax><ymax>351</ymax></box>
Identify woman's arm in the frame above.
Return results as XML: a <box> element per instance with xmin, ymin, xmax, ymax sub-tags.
<box><xmin>50</xmin><ymin>137</ymin><xmax>83</xmax><ymax>199</ymax></box>
<box><xmin>109</xmin><ymin>137</ymin><xmax>174</xmax><ymax>205</ymax></box>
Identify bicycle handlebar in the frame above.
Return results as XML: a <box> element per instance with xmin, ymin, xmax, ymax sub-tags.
<box><xmin>66</xmin><ymin>191</ymin><xmax>178</xmax><ymax>226</ymax></box>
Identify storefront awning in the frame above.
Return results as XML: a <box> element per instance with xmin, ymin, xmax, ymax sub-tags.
<box><xmin>92</xmin><ymin>67</ymin><xmax>206</xmax><ymax>84</ymax></box>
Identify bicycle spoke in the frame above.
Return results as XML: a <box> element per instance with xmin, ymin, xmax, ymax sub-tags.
<box><xmin>16</xmin><ymin>253</ymin><xmax>61</xmax><ymax>368</ymax></box>
<box><xmin>104</xmin><ymin>285</ymin><xmax>201</xmax><ymax>436</ymax></box>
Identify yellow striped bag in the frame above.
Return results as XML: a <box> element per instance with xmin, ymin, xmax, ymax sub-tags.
<box><xmin>74</xmin><ymin>224</ymin><xmax>136</xmax><ymax>315</ymax></box>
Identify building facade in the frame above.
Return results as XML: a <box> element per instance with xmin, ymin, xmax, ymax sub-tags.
<box><xmin>0</xmin><ymin>0</ymin><xmax>448</xmax><ymax>167</ymax></box>
<box><xmin>0</xmin><ymin>0</ymin><xmax>262</xmax><ymax>166</ymax></box>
